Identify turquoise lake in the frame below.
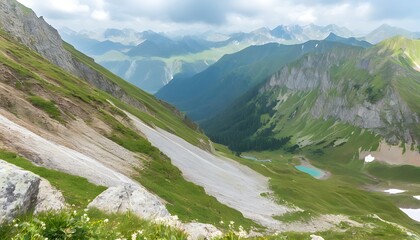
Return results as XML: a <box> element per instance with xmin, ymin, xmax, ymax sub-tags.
<box><xmin>295</xmin><ymin>165</ymin><xmax>323</xmax><ymax>178</ymax></box>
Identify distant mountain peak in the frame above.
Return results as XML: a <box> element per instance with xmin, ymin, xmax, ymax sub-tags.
<box><xmin>323</xmin><ymin>32</ymin><xmax>372</xmax><ymax>48</ymax></box>
<box><xmin>325</xmin><ymin>32</ymin><xmax>338</xmax><ymax>39</ymax></box>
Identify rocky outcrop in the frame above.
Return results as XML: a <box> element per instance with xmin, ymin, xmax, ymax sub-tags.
<box><xmin>0</xmin><ymin>159</ymin><xmax>65</xmax><ymax>223</ymax></box>
<box><xmin>0</xmin><ymin>159</ymin><xmax>40</xmax><ymax>223</ymax></box>
<box><xmin>264</xmin><ymin>49</ymin><xmax>419</xmax><ymax>143</ymax></box>
<box><xmin>88</xmin><ymin>184</ymin><xmax>223</xmax><ymax>239</ymax></box>
<box><xmin>87</xmin><ymin>184</ymin><xmax>170</xmax><ymax>219</ymax></box>
<box><xmin>0</xmin><ymin>0</ymin><xmax>147</xmax><ymax>113</ymax></box>
<box><xmin>0</xmin><ymin>0</ymin><xmax>77</xmax><ymax>74</ymax></box>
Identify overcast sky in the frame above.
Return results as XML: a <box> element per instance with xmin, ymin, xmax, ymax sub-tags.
<box><xmin>16</xmin><ymin>0</ymin><xmax>420</xmax><ymax>35</ymax></box>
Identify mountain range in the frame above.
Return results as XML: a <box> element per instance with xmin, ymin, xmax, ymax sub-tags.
<box><xmin>61</xmin><ymin>24</ymin><xmax>420</xmax><ymax>94</ymax></box>
<box><xmin>156</xmin><ymin>33</ymin><xmax>372</xmax><ymax>122</ymax></box>
<box><xmin>157</xmin><ymin>31</ymin><xmax>420</xmax><ymax>159</ymax></box>
<box><xmin>60</xmin><ymin>24</ymin><xmax>360</xmax><ymax>93</ymax></box>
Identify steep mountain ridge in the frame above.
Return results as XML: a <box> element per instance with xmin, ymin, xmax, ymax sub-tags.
<box><xmin>157</xmin><ymin>37</ymin><xmax>371</xmax><ymax>122</ymax></box>
<box><xmin>0</xmin><ymin>0</ymin><xmax>159</xmax><ymax>117</ymax></box>
<box><xmin>204</xmin><ymin>37</ymin><xmax>420</xmax><ymax>157</ymax></box>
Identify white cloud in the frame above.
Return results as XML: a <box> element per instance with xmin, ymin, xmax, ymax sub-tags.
<box><xmin>15</xmin><ymin>0</ymin><xmax>420</xmax><ymax>34</ymax></box>
<box><xmin>50</xmin><ymin>0</ymin><xmax>90</xmax><ymax>14</ymax></box>
<box><xmin>91</xmin><ymin>9</ymin><xmax>109</xmax><ymax>21</ymax></box>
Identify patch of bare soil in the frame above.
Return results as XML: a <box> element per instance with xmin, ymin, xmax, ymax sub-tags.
<box><xmin>360</xmin><ymin>141</ymin><xmax>420</xmax><ymax>167</ymax></box>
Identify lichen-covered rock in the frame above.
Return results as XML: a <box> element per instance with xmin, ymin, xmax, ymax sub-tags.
<box><xmin>0</xmin><ymin>159</ymin><xmax>40</xmax><ymax>223</ymax></box>
<box><xmin>34</xmin><ymin>179</ymin><xmax>66</xmax><ymax>214</ymax></box>
<box><xmin>87</xmin><ymin>184</ymin><xmax>170</xmax><ymax>219</ymax></box>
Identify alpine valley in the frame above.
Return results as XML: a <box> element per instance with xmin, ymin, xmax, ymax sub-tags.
<box><xmin>1</xmin><ymin>0</ymin><xmax>420</xmax><ymax>239</ymax></box>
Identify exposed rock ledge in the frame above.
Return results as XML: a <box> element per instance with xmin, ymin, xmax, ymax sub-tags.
<box><xmin>88</xmin><ymin>184</ymin><xmax>222</xmax><ymax>240</ymax></box>
<box><xmin>0</xmin><ymin>159</ymin><xmax>65</xmax><ymax>223</ymax></box>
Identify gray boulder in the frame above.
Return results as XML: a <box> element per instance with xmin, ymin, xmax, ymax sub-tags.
<box><xmin>0</xmin><ymin>159</ymin><xmax>40</xmax><ymax>223</ymax></box>
<box><xmin>34</xmin><ymin>179</ymin><xmax>66</xmax><ymax>214</ymax></box>
<box><xmin>88</xmin><ymin>184</ymin><xmax>170</xmax><ymax>219</ymax></box>
<box><xmin>181</xmin><ymin>222</ymin><xmax>223</xmax><ymax>240</ymax></box>
<box><xmin>0</xmin><ymin>159</ymin><xmax>66</xmax><ymax>223</ymax></box>
<box><xmin>88</xmin><ymin>184</ymin><xmax>223</xmax><ymax>239</ymax></box>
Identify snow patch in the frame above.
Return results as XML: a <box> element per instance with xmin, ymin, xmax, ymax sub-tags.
<box><xmin>364</xmin><ymin>154</ymin><xmax>375</xmax><ymax>163</ymax></box>
<box><xmin>315</xmin><ymin>44</ymin><xmax>318</xmax><ymax>48</ymax></box>
<box><xmin>400</xmin><ymin>208</ymin><xmax>420</xmax><ymax>222</ymax></box>
<box><xmin>414</xmin><ymin>196</ymin><xmax>420</xmax><ymax>200</ymax></box>
<box><xmin>383</xmin><ymin>189</ymin><xmax>406</xmax><ymax>194</ymax></box>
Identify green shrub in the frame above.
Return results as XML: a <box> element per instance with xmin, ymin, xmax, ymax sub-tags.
<box><xmin>1</xmin><ymin>210</ymin><xmax>188</xmax><ymax>240</ymax></box>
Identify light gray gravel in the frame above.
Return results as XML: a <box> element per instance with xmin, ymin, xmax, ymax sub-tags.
<box><xmin>126</xmin><ymin>111</ymin><xmax>289</xmax><ymax>229</ymax></box>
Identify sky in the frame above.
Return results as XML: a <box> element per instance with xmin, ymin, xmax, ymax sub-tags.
<box><xmin>16</xmin><ymin>0</ymin><xmax>420</xmax><ymax>35</ymax></box>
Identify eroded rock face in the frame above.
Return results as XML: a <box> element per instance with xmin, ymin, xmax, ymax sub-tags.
<box><xmin>264</xmin><ymin>50</ymin><xmax>419</xmax><ymax>143</ymax></box>
<box><xmin>0</xmin><ymin>0</ymin><xmax>148</xmax><ymax>113</ymax></box>
<box><xmin>0</xmin><ymin>159</ymin><xmax>40</xmax><ymax>223</ymax></box>
<box><xmin>0</xmin><ymin>0</ymin><xmax>77</xmax><ymax>73</ymax></box>
<box><xmin>87</xmin><ymin>184</ymin><xmax>170</xmax><ymax>219</ymax></box>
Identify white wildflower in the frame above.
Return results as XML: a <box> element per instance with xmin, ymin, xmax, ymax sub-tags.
<box><xmin>131</xmin><ymin>232</ymin><xmax>137</xmax><ymax>240</ymax></box>
<box><xmin>104</xmin><ymin>219</ymin><xmax>109</xmax><ymax>223</ymax></box>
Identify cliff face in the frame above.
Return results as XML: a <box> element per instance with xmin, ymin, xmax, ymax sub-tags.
<box><xmin>0</xmin><ymin>0</ymin><xmax>77</xmax><ymax>73</ymax></box>
<box><xmin>264</xmin><ymin>47</ymin><xmax>419</xmax><ymax>143</ymax></box>
<box><xmin>205</xmin><ymin>39</ymin><xmax>420</xmax><ymax>154</ymax></box>
<box><xmin>0</xmin><ymin>0</ymin><xmax>147</xmax><ymax>112</ymax></box>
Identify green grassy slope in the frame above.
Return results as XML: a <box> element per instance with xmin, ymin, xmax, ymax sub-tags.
<box><xmin>63</xmin><ymin>42</ymin><xmax>209</xmax><ymax>148</ymax></box>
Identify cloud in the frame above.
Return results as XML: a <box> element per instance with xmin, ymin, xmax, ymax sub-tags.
<box><xmin>166</xmin><ymin>0</ymin><xmax>227</xmax><ymax>25</ymax></box>
<box><xmin>91</xmin><ymin>10</ymin><xmax>109</xmax><ymax>21</ymax></box>
<box><xmin>366</xmin><ymin>0</ymin><xmax>420</xmax><ymax>20</ymax></box>
<box><xmin>15</xmin><ymin>0</ymin><xmax>420</xmax><ymax>33</ymax></box>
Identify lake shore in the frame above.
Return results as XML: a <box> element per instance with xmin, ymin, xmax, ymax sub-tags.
<box><xmin>297</xmin><ymin>156</ymin><xmax>331</xmax><ymax>180</ymax></box>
